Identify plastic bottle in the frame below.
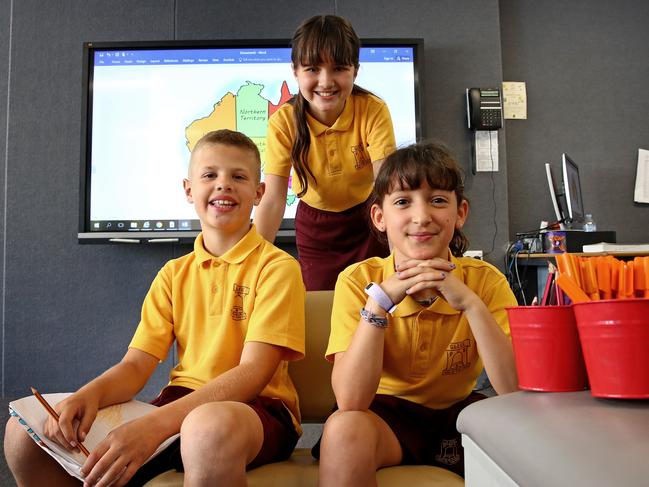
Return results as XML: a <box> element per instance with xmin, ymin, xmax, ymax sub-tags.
<box><xmin>583</xmin><ymin>214</ymin><xmax>597</xmax><ymax>232</ymax></box>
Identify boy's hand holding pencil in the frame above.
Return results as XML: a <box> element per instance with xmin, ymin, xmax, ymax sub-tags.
<box><xmin>39</xmin><ymin>388</ymin><xmax>98</xmax><ymax>456</ymax></box>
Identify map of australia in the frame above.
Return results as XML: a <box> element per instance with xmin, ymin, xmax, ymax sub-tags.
<box><xmin>185</xmin><ymin>80</ymin><xmax>297</xmax><ymax>207</ymax></box>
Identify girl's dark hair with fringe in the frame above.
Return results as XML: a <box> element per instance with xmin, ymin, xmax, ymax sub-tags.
<box><xmin>369</xmin><ymin>142</ymin><xmax>470</xmax><ymax>257</ymax></box>
<box><xmin>289</xmin><ymin>15</ymin><xmax>371</xmax><ymax>198</ymax></box>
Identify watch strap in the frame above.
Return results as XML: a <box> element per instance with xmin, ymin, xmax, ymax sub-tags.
<box><xmin>364</xmin><ymin>282</ymin><xmax>397</xmax><ymax>313</ymax></box>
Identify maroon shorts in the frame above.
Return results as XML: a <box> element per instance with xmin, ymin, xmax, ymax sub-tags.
<box><xmin>125</xmin><ymin>386</ymin><xmax>299</xmax><ymax>486</ymax></box>
<box><xmin>312</xmin><ymin>392</ymin><xmax>485</xmax><ymax>478</ymax></box>
<box><xmin>295</xmin><ymin>199</ymin><xmax>389</xmax><ymax>291</ymax></box>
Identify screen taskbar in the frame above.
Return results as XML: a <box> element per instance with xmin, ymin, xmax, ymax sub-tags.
<box><xmin>90</xmin><ymin>219</ymin><xmax>200</xmax><ymax>232</ymax></box>
<box><xmin>82</xmin><ymin>219</ymin><xmax>296</xmax><ymax>243</ymax></box>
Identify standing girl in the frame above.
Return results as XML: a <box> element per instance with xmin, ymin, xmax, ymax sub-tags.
<box><xmin>318</xmin><ymin>142</ymin><xmax>518</xmax><ymax>485</ymax></box>
<box><xmin>253</xmin><ymin>15</ymin><xmax>396</xmax><ymax>290</ymax></box>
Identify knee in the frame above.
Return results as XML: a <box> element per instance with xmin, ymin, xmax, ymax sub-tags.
<box><xmin>181</xmin><ymin>401</ymin><xmax>260</xmax><ymax>464</ymax></box>
<box><xmin>181</xmin><ymin>402</ymin><xmax>241</xmax><ymax>448</ymax></box>
<box><xmin>321</xmin><ymin>410</ymin><xmax>379</xmax><ymax>453</ymax></box>
<box><xmin>4</xmin><ymin>417</ymin><xmax>39</xmax><ymax>468</ymax></box>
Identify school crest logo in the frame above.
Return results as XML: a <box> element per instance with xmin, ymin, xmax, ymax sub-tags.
<box><xmin>351</xmin><ymin>144</ymin><xmax>371</xmax><ymax>169</ymax></box>
<box><xmin>435</xmin><ymin>438</ymin><xmax>460</xmax><ymax>465</ymax></box>
<box><xmin>442</xmin><ymin>339</ymin><xmax>471</xmax><ymax>375</ymax></box>
<box><xmin>231</xmin><ymin>284</ymin><xmax>250</xmax><ymax>321</ymax></box>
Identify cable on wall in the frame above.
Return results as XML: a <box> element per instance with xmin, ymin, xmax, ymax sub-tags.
<box><xmin>2</xmin><ymin>0</ymin><xmax>15</xmax><ymax>397</ymax></box>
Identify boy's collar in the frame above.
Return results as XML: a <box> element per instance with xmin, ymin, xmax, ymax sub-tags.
<box><xmin>384</xmin><ymin>252</ymin><xmax>463</xmax><ymax>317</ymax></box>
<box><xmin>194</xmin><ymin>224</ymin><xmax>263</xmax><ymax>266</ymax></box>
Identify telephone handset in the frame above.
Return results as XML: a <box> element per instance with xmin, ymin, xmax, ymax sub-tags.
<box><xmin>466</xmin><ymin>87</ymin><xmax>503</xmax><ymax>130</ymax></box>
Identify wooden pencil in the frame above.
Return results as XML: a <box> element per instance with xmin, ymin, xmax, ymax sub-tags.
<box><xmin>30</xmin><ymin>387</ymin><xmax>90</xmax><ymax>457</ymax></box>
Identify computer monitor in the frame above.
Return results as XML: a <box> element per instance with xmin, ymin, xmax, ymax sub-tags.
<box><xmin>544</xmin><ymin>162</ymin><xmax>567</xmax><ymax>224</ymax></box>
<box><xmin>562</xmin><ymin>153</ymin><xmax>585</xmax><ymax>225</ymax></box>
<box><xmin>78</xmin><ymin>39</ymin><xmax>424</xmax><ymax>243</ymax></box>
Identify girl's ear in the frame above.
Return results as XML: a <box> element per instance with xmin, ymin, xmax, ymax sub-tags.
<box><xmin>455</xmin><ymin>199</ymin><xmax>469</xmax><ymax>229</ymax></box>
<box><xmin>370</xmin><ymin>203</ymin><xmax>386</xmax><ymax>232</ymax></box>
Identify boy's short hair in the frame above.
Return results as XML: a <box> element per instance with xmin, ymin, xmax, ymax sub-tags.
<box><xmin>190</xmin><ymin>129</ymin><xmax>262</xmax><ymax>181</ymax></box>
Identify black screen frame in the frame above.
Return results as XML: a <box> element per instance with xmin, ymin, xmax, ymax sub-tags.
<box><xmin>561</xmin><ymin>152</ymin><xmax>585</xmax><ymax>225</ymax></box>
<box><xmin>78</xmin><ymin>38</ymin><xmax>425</xmax><ymax>244</ymax></box>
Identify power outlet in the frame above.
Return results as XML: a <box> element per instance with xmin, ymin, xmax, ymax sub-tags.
<box><xmin>463</xmin><ymin>250</ymin><xmax>484</xmax><ymax>260</ymax></box>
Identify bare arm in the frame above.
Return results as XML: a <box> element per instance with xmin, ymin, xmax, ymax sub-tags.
<box><xmin>461</xmin><ymin>299</ymin><xmax>518</xmax><ymax>394</ymax></box>
<box><xmin>81</xmin><ymin>348</ymin><xmax>159</xmax><ymax>407</ymax></box>
<box><xmin>47</xmin><ymin>348</ymin><xmax>158</xmax><ymax>448</ymax></box>
<box><xmin>253</xmin><ymin>174</ymin><xmax>289</xmax><ymax>242</ymax></box>
<box><xmin>132</xmin><ymin>341</ymin><xmax>284</xmax><ymax>442</ymax></box>
<box><xmin>372</xmin><ymin>158</ymin><xmax>385</xmax><ymax>180</ymax></box>
<box><xmin>331</xmin><ymin>297</ymin><xmax>387</xmax><ymax>411</ymax></box>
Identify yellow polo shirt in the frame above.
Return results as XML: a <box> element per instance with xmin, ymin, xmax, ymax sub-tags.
<box><xmin>326</xmin><ymin>253</ymin><xmax>517</xmax><ymax>410</ymax></box>
<box><xmin>129</xmin><ymin>225</ymin><xmax>306</xmax><ymax>429</ymax></box>
<box><xmin>265</xmin><ymin>93</ymin><xmax>396</xmax><ymax>212</ymax></box>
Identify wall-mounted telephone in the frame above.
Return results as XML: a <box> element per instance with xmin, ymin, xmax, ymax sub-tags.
<box><xmin>466</xmin><ymin>87</ymin><xmax>503</xmax><ymax>130</ymax></box>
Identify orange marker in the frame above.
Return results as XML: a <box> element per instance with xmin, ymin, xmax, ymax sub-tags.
<box><xmin>596</xmin><ymin>257</ymin><xmax>611</xmax><ymax>300</ymax></box>
<box><xmin>582</xmin><ymin>259</ymin><xmax>600</xmax><ymax>300</ymax></box>
<box><xmin>633</xmin><ymin>257</ymin><xmax>646</xmax><ymax>298</ymax></box>
<box><xmin>624</xmin><ymin>262</ymin><xmax>634</xmax><ymax>299</ymax></box>
<box><xmin>610</xmin><ymin>257</ymin><xmax>620</xmax><ymax>299</ymax></box>
<box><xmin>556</xmin><ymin>253</ymin><xmax>581</xmax><ymax>287</ymax></box>
<box><xmin>555</xmin><ymin>273</ymin><xmax>591</xmax><ymax>303</ymax></box>
<box><xmin>555</xmin><ymin>253</ymin><xmax>570</xmax><ymax>276</ymax></box>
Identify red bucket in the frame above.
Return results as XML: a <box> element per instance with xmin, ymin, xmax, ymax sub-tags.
<box><xmin>506</xmin><ymin>305</ymin><xmax>588</xmax><ymax>391</ymax></box>
<box><xmin>573</xmin><ymin>299</ymin><xmax>649</xmax><ymax>399</ymax></box>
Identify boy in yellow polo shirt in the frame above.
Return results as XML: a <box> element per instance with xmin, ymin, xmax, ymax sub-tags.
<box><xmin>5</xmin><ymin>129</ymin><xmax>306</xmax><ymax>486</ymax></box>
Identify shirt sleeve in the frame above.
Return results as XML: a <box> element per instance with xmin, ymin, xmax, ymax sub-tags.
<box><xmin>246</xmin><ymin>257</ymin><xmax>306</xmax><ymax>361</ymax></box>
<box><xmin>325</xmin><ymin>270</ymin><xmax>367</xmax><ymax>361</ymax></box>
<box><xmin>482</xmin><ymin>273</ymin><xmax>518</xmax><ymax>339</ymax></box>
<box><xmin>366</xmin><ymin>99</ymin><xmax>397</xmax><ymax>162</ymax></box>
<box><xmin>264</xmin><ymin>109</ymin><xmax>294</xmax><ymax>178</ymax></box>
<box><xmin>129</xmin><ymin>265</ymin><xmax>175</xmax><ymax>361</ymax></box>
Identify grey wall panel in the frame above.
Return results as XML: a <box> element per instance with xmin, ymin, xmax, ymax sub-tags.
<box><xmin>3</xmin><ymin>0</ymin><xmax>176</xmax><ymax>398</ymax></box>
<box><xmin>0</xmin><ymin>0</ymin><xmax>9</xmax><ymax>396</ymax></box>
<box><xmin>341</xmin><ymin>0</ymin><xmax>509</xmax><ymax>264</ymax></box>
<box><xmin>501</xmin><ymin>0</ymin><xmax>649</xmax><ymax>242</ymax></box>
<box><xmin>175</xmin><ymin>0</ymin><xmax>333</xmax><ymax>39</ymax></box>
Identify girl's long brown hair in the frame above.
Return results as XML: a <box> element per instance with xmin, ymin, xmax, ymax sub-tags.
<box><xmin>289</xmin><ymin>15</ymin><xmax>370</xmax><ymax>197</ymax></box>
<box><xmin>370</xmin><ymin>142</ymin><xmax>470</xmax><ymax>257</ymax></box>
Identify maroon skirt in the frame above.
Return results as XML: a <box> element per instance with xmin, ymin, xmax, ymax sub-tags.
<box><xmin>295</xmin><ymin>199</ymin><xmax>389</xmax><ymax>291</ymax></box>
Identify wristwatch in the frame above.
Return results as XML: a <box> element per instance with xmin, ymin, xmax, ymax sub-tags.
<box><xmin>364</xmin><ymin>282</ymin><xmax>397</xmax><ymax>313</ymax></box>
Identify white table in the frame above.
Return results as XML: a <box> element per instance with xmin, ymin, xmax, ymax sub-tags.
<box><xmin>457</xmin><ymin>391</ymin><xmax>649</xmax><ymax>487</ymax></box>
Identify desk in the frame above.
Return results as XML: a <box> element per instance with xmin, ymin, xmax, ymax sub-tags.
<box><xmin>457</xmin><ymin>391</ymin><xmax>649</xmax><ymax>487</ymax></box>
<box><xmin>513</xmin><ymin>251</ymin><xmax>649</xmax><ymax>304</ymax></box>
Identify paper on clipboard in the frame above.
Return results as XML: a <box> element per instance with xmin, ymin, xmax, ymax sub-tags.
<box><xmin>635</xmin><ymin>148</ymin><xmax>649</xmax><ymax>203</ymax></box>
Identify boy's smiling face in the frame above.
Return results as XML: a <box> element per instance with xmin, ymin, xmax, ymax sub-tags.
<box><xmin>184</xmin><ymin>142</ymin><xmax>264</xmax><ymax>246</ymax></box>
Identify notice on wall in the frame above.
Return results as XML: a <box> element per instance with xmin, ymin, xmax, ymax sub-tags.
<box><xmin>502</xmin><ymin>81</ymin><xmax>527</xmax><ymax>119</ymax></box>
<box><xmin>474</xmin><ymin>131</ymin><xmax>499</xmax><ymax>172</ymax></box>
<box><xmin>635</xmin><ymin>148</ymin><xmax>649</xmax><ymax>203</ymax></box>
